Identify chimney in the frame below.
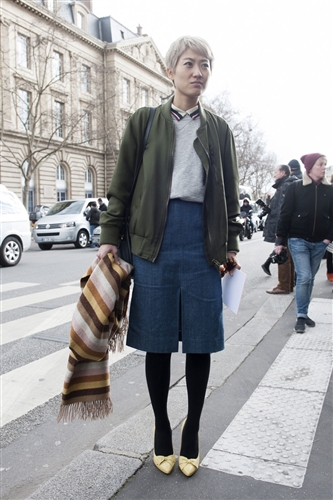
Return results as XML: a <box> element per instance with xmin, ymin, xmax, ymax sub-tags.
<box><xmin>137</xmin><ymin>24</ymin><xmax>142</xmax><ymax>36</ymax></box>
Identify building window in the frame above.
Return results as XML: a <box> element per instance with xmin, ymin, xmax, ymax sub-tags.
<box><xmin>53</xmin><ymin>51</ymin><xmax>63</xmax><ymax>81</ymax></box>
<box><xmin>56</xmin><ymin>165</ymin><xmax>65</xmax><ymax>181</ymax></box>
<box><xmin>54</xmin><ymin>101</ymin><xmax>64</xmax><ymax>137</ymax></box>
<box><xmin>81</xmin><ymin>65</ymin><xmax>90</xmax><ymax>93</ymax></box>
<box><xmin>120</xmin><ymin>30</ymin><xmax>125</xmax><ymax>39</ymax></box>
<box><xmin>85</xmin><ymin>168</ymin><xmax>93</xmax><ymax>197</ymax></box>
<box><xmin>123</xmin><ymin>78</ymin><xmax>130</xmax><ymax>104</ymax></box>
<box><xmin>17</xmin><ymin>34</ymin><xmax>30</xmax><ymax>68</ymax></box>
<box><xmin>142</xmin><ymin>88</ymin><xmax>148</xmax><ymax>107</ymax></box>
<box><xmin>82</xmin><ymin>110</ymin><xmax>91</xmax><ymax>143</ymax></box>
<box><xmin>18</xmin><ymin>89</ymin><xmax>31</xmax><ymax>130</ymax></box>
<box><xmin>77</xmin><ymin>12</ymin><xmax>84</xmax><ymax>29</ymax></box>
<box><xmin>56</xmin><ymin>165</ymin><xmax>66</xmax><ymax>200</ymax></box>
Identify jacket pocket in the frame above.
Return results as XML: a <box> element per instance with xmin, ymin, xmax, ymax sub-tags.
<box><xmin>321</xmin><ymin>212</ymin><xmax>331</xmax><ymax>233</ymax></box>
<box><xmin>291</xmin><ymin>211</ymin><xmax>309</xmax><ymax>232</ymax></box>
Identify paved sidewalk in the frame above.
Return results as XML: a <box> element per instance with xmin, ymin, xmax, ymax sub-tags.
<box><xmin>27</xmin><ymin>265</ymin><xmax>332</xmax><ymax>500</ymax></box>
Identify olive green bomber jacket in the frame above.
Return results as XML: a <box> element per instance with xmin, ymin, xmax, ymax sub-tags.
<box><xmin>100</xmin><ymin>99</ymin><xmax>242</xmax><ymax>266</ymax></box>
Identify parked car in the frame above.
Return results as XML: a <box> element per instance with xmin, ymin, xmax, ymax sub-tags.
<box><xmin>29</xmin><ymin>205</ymin><xmax>50</xmax><ymax>224</ymax></box>
<box><xmin>92</xmin><ymin>225</ymin><xmax>101</xmax><ymax>247</ymax></box>
<box><xmin>0</xmin><ymin>184</ymin><xmax>31</xmax><ymax>266</ymax></box>
<box><xmin>32</xmin><ymin>198</ymin><xmax>108</xmax><ymax>250</ymax></box>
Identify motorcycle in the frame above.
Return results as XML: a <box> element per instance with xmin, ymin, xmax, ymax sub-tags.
<box><xmin>239</xmin><ymin>210</ymin><xmax>253</xmax><ymax>241</ymax></box>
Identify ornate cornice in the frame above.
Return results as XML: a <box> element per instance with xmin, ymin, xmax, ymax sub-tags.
<box><xmin>107</xmin><ymin>47</ymin><xmax>171</xmax><ymax>85</ymax></box>
<box><xmin>11</xmin><ymin>0</ymin><xmax>105</xmax><ymax>49</ymax></box>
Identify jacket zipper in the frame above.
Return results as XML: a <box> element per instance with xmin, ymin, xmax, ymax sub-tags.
<box><xmin>312</xmin><ymin>184</ymin><xmax>318</xmax><ymax>235</ymax></box>
<box><xmin>197</xmin><ymin>133</ymin><xmax>217</xmax><ymax>265</ymax></box>
<box><xmin>152</xmin><ymin>132</ymin><xmax>175</xmax><ymax>262</ymax></box>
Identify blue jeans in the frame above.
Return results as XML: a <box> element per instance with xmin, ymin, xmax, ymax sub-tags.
<box><xmin>89</xmin><ymin>224</ymin><xmax>98</xmax><ymax>247</ymax></box>
<box><xmin>288</xmin><ymin>238</ymin><xmax>327</xmax><ymax>317</ymax></box>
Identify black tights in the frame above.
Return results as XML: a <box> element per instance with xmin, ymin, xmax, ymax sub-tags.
<box><xmin>145</xmin><ymin>352</ymin><xmax>211</xmax><ymax>458</ymax></box>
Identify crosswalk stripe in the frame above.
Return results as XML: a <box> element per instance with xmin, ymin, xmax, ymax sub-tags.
<box><xmin>0</xmin><ymin>344</ymin><xmax>135</xmax><ymax>427</ymax></box>
<box><xmin>1</xmin><ymin>286</ymin><xmax>80</xmax><ymax>312</ymax></box>
<box><xmin>1</xmin><ymin>303</ymin><xmax>76</xmax><ymax>345</ymax></box>
<box><xmin>0</xmin><ymin>282</ymin><xmax>39</xmax><ymax>293</ymax></box>
<box><xmin>201</xmin><ymin>298</ymin><xmax>333</xmax><ymax>488</ymax></box>
<box><xmin>59</xmin><ymin>280</ymin><xmax>80</xmax><ymax>287</ymax></box>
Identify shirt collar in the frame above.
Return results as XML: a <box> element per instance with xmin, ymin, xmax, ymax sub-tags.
<box><xmin>171</xmin><ymin>103</ymin><xmax>200</xmax><ymax>121</ymax></box>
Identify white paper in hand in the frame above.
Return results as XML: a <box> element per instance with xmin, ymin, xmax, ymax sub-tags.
<box><xmin>222</xmin><ymin>268</ymin><xmax>246</xmax><ymax>314</ymax></box>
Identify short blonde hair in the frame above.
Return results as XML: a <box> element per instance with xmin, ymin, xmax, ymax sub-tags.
<box><xmin>165</xmin><ymin>36</ymin><xmax>214</xmax><ymax>72</ymax></box>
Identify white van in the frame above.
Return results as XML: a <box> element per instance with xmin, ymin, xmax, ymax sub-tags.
<box><xmin>0</xmin><ymin>184</ymin><xmax>31</xmax><ymax>266</ymax></box>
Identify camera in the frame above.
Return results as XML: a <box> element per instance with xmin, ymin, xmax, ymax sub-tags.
<box><xmin>269</xmin><ymin>248</ymin><xmax>288</xmax><ymax>265</ymax></box>
<box><xmin>256</xmin><ymin>198</ymin><xmax>271</xmax><ymax>218</ymax></box>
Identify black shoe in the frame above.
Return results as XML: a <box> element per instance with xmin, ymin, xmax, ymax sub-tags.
<box><xmin>305</xmin><ymin>316</ymin><xmax>315</xmax><ymax>327</ymax></box>
<box><xmin>261</xmin><ymin>262</ymin><xmax>271</xmax><ymax>276</ymax></box>
<box><xmin>294</xmin><ymin>317</ymin><xmax>306</xmax><ymax>333</ymax></box>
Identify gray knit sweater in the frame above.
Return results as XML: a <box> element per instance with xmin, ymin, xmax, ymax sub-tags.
<box><xmin>170</xmin><ymin>115</ymin><xmax>205</xmax><ymax>202</ymax></box>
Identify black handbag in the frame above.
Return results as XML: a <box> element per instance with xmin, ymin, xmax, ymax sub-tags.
<box><xmin>117</xmin><ymin>107</ymin><xmax>156</xmax><ymax>265</ymax></box>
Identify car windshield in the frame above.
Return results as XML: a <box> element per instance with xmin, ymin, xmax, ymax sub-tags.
<box><xmin>47</xmin><ymin>200</ymin><xmax>85</xmax><ymax>216</ymax></box>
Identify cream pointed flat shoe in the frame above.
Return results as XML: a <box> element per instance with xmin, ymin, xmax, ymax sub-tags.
<box><xmin>178</xmin><ymin>419</ymin><xmax>200</xmax><ymax>477</ymax></box>
<box><xmin>153</xmin><ymin>453</ymin><xmax>176</xmax><ymax>474</ymax></box>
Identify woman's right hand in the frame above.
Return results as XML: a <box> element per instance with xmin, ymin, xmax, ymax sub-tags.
<box><xmin>96</xmin><ymin>244</ymin><xmax>120</xmax><ymax>264</ymax></box>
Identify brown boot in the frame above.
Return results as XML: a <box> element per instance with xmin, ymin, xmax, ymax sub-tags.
<box><xmin>266</xmin><ymin>287</ymin><xmax>290</xmax><ymax>294</ymax></box>
<box><xmin>276</xmin><ymin>260</ymin><xmax>292</xmax><ymax>293</ymax></box>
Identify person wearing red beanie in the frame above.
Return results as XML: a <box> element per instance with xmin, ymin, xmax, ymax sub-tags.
<box><xmin>300</xmin><ymin>153</ymin><xmax>325</xmax><ymax>176</ymax></box>
<box><xmin>274</xmin><ymin>154</ymin><xmax>333</xmax><ymax>333</ymax></box>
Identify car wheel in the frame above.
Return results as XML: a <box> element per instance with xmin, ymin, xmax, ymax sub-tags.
<box><xmin>75</xmin><ymin>230</ymin><xmax>89</xmax><ymax>248</ymax></box>
<box><xmin>38</xmin><ymin>243</ymin><xmax>53</xmax><ymax>250</ymax></box>
<box><xmin>0</xmin><ymin>236</ymin><xmax>22</xmax><ymax>267</ymax></box>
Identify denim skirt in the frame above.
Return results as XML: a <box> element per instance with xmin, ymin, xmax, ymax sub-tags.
<box><xmin>126</xmin><ymin>199</ymin><xmax>224</xmax><ymax>354</ymax></box>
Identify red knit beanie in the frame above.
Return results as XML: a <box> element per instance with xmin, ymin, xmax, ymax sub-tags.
<box><xmin>300</xmin><ymin>153</ymin><xmax>325</xmax><ymax>174</ymax></box>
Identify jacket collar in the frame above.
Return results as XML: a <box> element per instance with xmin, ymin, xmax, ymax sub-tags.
<box><xmin>303</xmin><ymin>171</ymin><xmax>330</xmax><ymax>186</ymax></box>
<box><xmin>161</xmin><ymin>97</ymin><xmax>207</xmax><ymax>124</ymax></box>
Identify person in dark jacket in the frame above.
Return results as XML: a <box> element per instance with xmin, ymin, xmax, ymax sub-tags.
<box><xmin>97</xmin><ymin>36</ymin><xmax>242</xmax><ymax>477</ymax></box>
<box><xmin>240</xmin><ymin>197</ymin><xmax>254</xmax><ymax>232</ymax></box>
<box><xmin>97</xmin><ymin>198</ymin><xmax>107</xmax><ymax>212</ymax></box>
<box><xmin>288</xmin><ymin>159</ymin><xmax>303</xmax><ymax>179</ymax></box>
<box><xmin>324</xmin><ymin>172</ymin><xmax>333</xmax><ymax>282</ymax></box>
<box><xmin>261</xmin><ymin>164</ymin><xmax>297</xmax><ymax>293</ymax></box>
<box><xmin>85</xmin><ymin>201</ymin><xmax>100</xmax><ymax>248</ymax></box>
<box><xmin>275</xmin><ymin>153</ymin><xmax>333</xmax><ymax>333</ymax></box>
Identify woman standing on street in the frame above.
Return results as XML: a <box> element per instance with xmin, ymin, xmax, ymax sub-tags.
<box><xmin>97</xmin><ymin>36</ymin><xmax>242</xmax><ymax>477</ymax></box>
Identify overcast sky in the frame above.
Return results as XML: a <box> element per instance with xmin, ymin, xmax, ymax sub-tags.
<box><xmin>92</xmin><ymin>0</ymin><xmax>333</xmax><ymax>168</ymax></box>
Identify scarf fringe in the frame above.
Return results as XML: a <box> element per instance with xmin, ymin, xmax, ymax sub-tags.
<box><xmin>108</xmin><ymin>317</ymin><xmax>128</xmax><ymax>353</ymax></box>
<box><xmin>57</xmin><ymin>399</ymin><xmax>113</xmax><ymax>423</ymax></box>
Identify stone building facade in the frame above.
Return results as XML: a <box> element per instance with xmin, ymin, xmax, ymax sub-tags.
<box><xmin>0</xmin><ymin>0</ymin><xmax>172</xmax><ymax>210</ymax></box>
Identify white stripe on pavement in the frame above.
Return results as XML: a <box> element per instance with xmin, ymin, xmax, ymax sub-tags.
<box><xmin>0</xmin><ymin>282</ymin><xmax>39</xmax><ymax>293</ymax></box>
<box><xmin>59</xmin><ymin>280</ymin><xmax>81</xmax><ymax>287</ymax></box>
<box><xmin>1</xmin><ymin>303</ymin><xmax>76</xmax><ymax>345</ymax></box>
<box><xmin>201</xmin><ymin>298</ymin><xmax>333</xmax><ymax>488</ymax></box>
<box><xmin>1</xmin><ymin>286</ymin><xmax>80</xmax><ymax>312</ymax></box>
<box><xmin>1</xmin><ymin>344</ymin><xmax>135</xmax><ymax>427</ymax></box>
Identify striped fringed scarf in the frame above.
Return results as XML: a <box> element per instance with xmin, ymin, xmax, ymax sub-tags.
<box><xmin>57</xmin><ymin>254</ymin><xmax>133</xmax><ymax>423</ymax></box>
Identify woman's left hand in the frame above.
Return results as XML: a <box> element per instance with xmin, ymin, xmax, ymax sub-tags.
<box><xmin>227</xmin><ymin>252</ymin><xmax>241</xmax><ymax>276</ymax></box>
<box><xmin>323</xmin><ymin>239</ymin><xmax>331</xmax><ymax>245</ymax></box>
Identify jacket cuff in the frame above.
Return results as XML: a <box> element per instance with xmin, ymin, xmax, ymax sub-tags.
<box><xmin>228</xmin><ymin>235</ymin><xmax>240</xmax><ymax>253</ymax></box>
<box><xmin>99</xmin><ymin>226</ymin><xmax>119</xmax><ymax>247</ymax></box>
<box><xmin>275</xmin><ymin>236</ymin><xmax>286</xmax><ymax>246</ymax></box>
